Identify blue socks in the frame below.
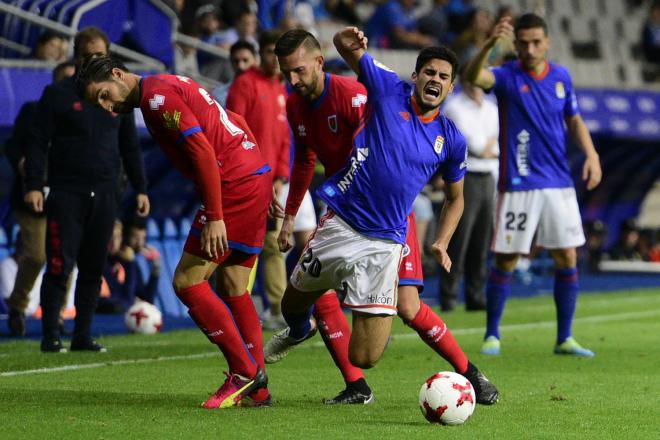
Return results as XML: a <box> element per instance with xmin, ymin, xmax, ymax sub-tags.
<box><xmin>485</xmin><ymin>268</ymin><xmax>513</xmax><ymax>340</ymax></box>
<box><xmin>554</xmin><ymin>267</ymin><xmax>579</xmax><ymax>344</ymax></box>
<box><xmin>283</xmin><ymin>305</ymin><xmax>314</xmax><ymax>340</ymax></box>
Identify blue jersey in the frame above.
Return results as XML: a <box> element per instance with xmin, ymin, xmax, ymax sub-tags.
<box><xmin>318</xmin><ymin>53</ymin><xmax>467</xmax><ymax>244</ymax></box>
<box><xmin>491</xmin><ymin>61</ymin><xmax>579</xmax><ymax>192</ymax></box>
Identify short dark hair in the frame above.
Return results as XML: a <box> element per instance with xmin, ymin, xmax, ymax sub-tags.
<box><xmin>75</xmin><ymin>55</ymin><xmax>128</xmax><ymax>97</ymax></box>
<box><xmin>74</xmin><ymin>26</ymin><xmax>110</xmax><ymax>59</ymax></box>
<box><xmin>230</xmin><ymin>39</ymin><xmax>257</xmax><ymax>58</ymax></box>
<box><xmin>274</xmin><ymin>29</ymin><xmax>321</xmax><ymax>57</ymax></box>
<box><xmin>514</xmin><ymin>13</ymin><xmax>547</xmax><ymax>36</ymax></box>
<box><xmin>36</xmin><ymin>30</ymin><xmax>65</xmax><ymax>47</ymax></box>
<box><xmin>53</xmin><ymin>61</ymin><xmax>76</xmax><ymax>82</ymax></box>
<box><xmin>415</xmin><ymin>46</ymin><xmax>459</xmax><ymax>81</ymax></box>
<box><xmin>259</xmin><ymin>30</ymin><xmax>282</xmax><ymax>53</ymax></box>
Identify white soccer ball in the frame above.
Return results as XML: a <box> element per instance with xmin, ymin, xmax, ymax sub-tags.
<box><xmin>419</xmin><ymin>371</ymin><xmax>476</xmax><ymax>425</ymax></box>
<box><xmin>125</xmin><ymin>301</ymin><xmax>163</xmax><ymax>335</ymax></box>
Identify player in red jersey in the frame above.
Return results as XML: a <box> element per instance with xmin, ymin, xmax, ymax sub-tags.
<box><xmin>76</xmin><ymin>56</ymin><xmax>271</xmax><ymax>409</ymax></box>
<box><xmin>264</xmin><ymin>30</ymin><xmax>498</xmax><ymax>405</ymax></box>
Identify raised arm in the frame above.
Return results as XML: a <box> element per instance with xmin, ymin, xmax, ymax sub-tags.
<box><xmin>333</xmin><ymin>27</ymin><xmax>368</xmax><ymax>75</ymax></box>
<box><xmin>465</xmin><ymin>17</ymin><xmax>514</xmax><ymax>90</ymax></box>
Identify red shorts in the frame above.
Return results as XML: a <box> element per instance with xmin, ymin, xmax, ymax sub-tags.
<box><xmin>398</xmin><ymin>212</ymin><xmax>424</xmax><ymax>291</ymax></box>
<box><xmin>184</xmin><ymin>171</ymin><xmax>270</xmax><ymax>267</ymax></box>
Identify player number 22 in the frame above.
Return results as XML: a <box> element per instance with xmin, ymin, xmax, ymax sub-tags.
<box><xmin>505</xmin><ymin>211</ymin><xmax>527</xmax><ymax>231</ymax></box>
<box><xmin>301</xmin><ymin>248</ymin><xmax>322</xmax><ymax>277</ymax></box>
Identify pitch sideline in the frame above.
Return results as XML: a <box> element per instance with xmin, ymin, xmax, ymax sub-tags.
<box><xmin>2</xmin><ymin>309</ymin><xmax>658</xmax><ymax>377</ymax></box>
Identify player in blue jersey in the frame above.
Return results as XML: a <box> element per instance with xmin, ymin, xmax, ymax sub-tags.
<box><xmin>465</xmin><ymin>13</ymin><xmax>602</xmax><ymax>357</ymax></box>
<box><xmin>269</xmin><ymin>26</ymin><xmax>476</xmax><ymax>373</ymax></box>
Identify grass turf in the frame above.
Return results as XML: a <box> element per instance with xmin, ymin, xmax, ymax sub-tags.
<box><xmin>1</xmin><ymin>288</ymin><xmax>659</xmax><ymax>439</ymax></box>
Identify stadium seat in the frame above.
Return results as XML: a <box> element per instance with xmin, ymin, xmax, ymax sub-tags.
<box><xmin>162</xmin><ymin>217</ymin><xmax>178</xmax><ymax>239</ymax></box>
<box><xmin>179</xmin><ymin>217</ymin><xmax>192</xmax><ymax>239</ymax></box>
<box><xmin>0</xmin><ymin>226</ymin><xmax>9</xmax><ymax>260</ymax></box>
<box><xmin>146</xmin><ymin>218</ymin><xmax>160</xmax><ymax>240</ymax></box>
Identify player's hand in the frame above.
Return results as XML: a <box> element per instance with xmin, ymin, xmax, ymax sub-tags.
<box><xmin>24</xmin><ymin>190</ymin><xmax>44</xmax><ymax>213</ymax></box>
<box><xmin>334</xmin><ymin>27</ymin><xmax>368</xmax><ymax>52</ymax></box>
<box><xmin>278</xmin><ymin>216</ymin><xmax>296</xmax><ymax>252</ymax></box>
<box><xmin>135</xmin><ymin>193</ymin><xmax>151</xmax><ymax>217</ymax></box>
<box><xmin>488</xmin><ymin>17</ymin><xmax>514</xmax><ymax>47</ymax></box>
<box><xmin>201</xmin><ymin>219</ymin><xmax>228</xmax><ymax>260</ymax></box>
<box><xmin>582</xmin><ymin>154</ymin><xmax>602</xmax><ymax>190</ymax></box>
<box><xmin>431</xmin><ymin>242</ymin><xmax>452</xmax><ymax>273</ymax></box>
<box><xmin>269</xmin><ymin>192</ymin><xmax>285</xmax><ymax>220</ymax></box>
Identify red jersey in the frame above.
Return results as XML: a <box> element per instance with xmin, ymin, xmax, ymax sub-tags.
<box><xmin>226</xmin><ymin>67</ymin><xmax>290</xmax><ymax>181</ymax></box>
<box><xmin>139</xmin><ymin>74</ymin><xmax>268</xmax><ymax>221</ymax></box>
<box><xmin>285</xmin><ymin>73</ymin><xmax>367</xmax><ymax>216</ymax></box>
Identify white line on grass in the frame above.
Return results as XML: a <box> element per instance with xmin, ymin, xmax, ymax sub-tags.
<box><xmin>2</xmin><ymin>309</ymin><xmax>658</xmax><ymax>378</ymax></box>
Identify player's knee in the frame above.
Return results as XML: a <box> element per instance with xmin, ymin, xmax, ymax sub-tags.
<box><xmin>397</xmin><ymin>288</ymin><xmax>420</xmax><ymax>323</ymax></box>
<box><xmin>495</xmin><ymin>253</ymin><xmax>519</xmax><ymax>272</ymax></box>
<box><xmin>172</xmin><ymin>270</ymin><xmax>194</xmax><ymax>292</ymax></box>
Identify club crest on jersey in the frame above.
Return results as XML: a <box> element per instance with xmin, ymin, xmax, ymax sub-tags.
<box><xmin>434</xmin><ymin>135</ymin><xmax>445</xmax><ymax>154</ymax></box>
<box><xmin>162</xmin><ymin>110</ymin><xmax>181</xmax><ymax>130</ymax></box>
<box><xmin>328</xmin><ymin>115</ymin><xmax>338</xmax><ymax>133</ymax></box>
<box><xmin>298</xmin><ymin>124</ymin><xmax>306</xmax><ymax>137</ymax></box>
<box><xmin>556</xmin><ymin>82</ymin><xmax>566</xmax><ymax>99</ymax></box>
<box><xmin>402</xmin><ymin>244</ymin><xmax>410</xmax><ymax>257</ymax></box>
<box><xmin>149</xmin><ymin>94</ymin><xmax>165</xmax><ymax>110</ymax></box>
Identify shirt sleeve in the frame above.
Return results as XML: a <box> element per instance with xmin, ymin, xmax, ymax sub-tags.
<box><xmin>441</xmin><ymin>125</ymin><xmax>468</xmax><ymax>183</ymax></box>
<box><xmin>285</xmin><ymin>140</ymin><xmax>316</xmax><ymax>216</ymax></box>
<box><xmin>118</xmin><ymin>111</ymin><xmax>148</xmax><ymax>194</ymax></box>
<box><xmin>25</xmin><ymin>86</ymin><xmax>56</xmax><ymax>192</ymax></box>
<box><xmin>143</xmin><ymin>91</ymin><xmax>224</xmax><ymax>220</ymax></box>
<box><xmin>357</xmin><ymin>52</ymin><xmax>404</xmax><ymax>100</ymax></box>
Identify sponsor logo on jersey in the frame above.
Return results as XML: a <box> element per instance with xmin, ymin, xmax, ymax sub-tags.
<box><xmin>520</xmin><ymin>84</ymin><xmax>530</xmax><ymax>93</ymax></box>
<box><xmin>298</xmin><ymin>124</ymin><xmax>306</xmax><ymax>137</ymax></box>
<box><xmin>328</xmin><ymin>114</ymin><xmax>338</xmax><ymax>133</ymax></box>
<box><xmin>426</xmin><ymin>323</ymin><xmax>447</xmax><ymax>343</ymax></box>
<box><xmin>515</xmin><ymin>129</ymin><xmax>530</xmax><ymax>176</ymax></box>
<box><xmin>399</xmin><ymin>111</ymin><xmax>410</xmax><ymax>121</ymax></box>
<box><xmin>149</xmin><ymin>94</ymin><xmax>165</xmax><ymax>110</ymax></box>
<box><xmin>337</xmin><ymin>148</ymin><xmax>369</xmax><ymax>193</ymax></box>
<box><xmin>555</xmin><ymin>81</ymin><xmax>566</xmax><ymax>99</ymax></box>
<box><xmin>162</xmin><ymin>110</ymin><xmax>181</xmax><ymax>130</ymax></box>
<box><xmin>434</xmin><ymin>135</ymin><xmax>445</xmax><ymax>154</ymax></box>
<box><xmin>351</xmin><ymin>93</ymin><xmax>367</xmax><ymax>107</ymax></box>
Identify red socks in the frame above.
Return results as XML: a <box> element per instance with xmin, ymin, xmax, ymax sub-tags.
<box><xmin>176</xmin><ymin>282</ymin><xmax>257</xmax><ymax>379</ymax></box>
<box><xmin>224</xmin><ymin>292</ymin><xmax>265</xmax><ymax>371</ymax></box>
<box><xmin>409</xmin><ymin>301</ymin><xmax>469</xmax><ymax>374</ymax></box>
<box><xmin>313</xmin><ymin>292</ymin><xmax>364</xmax><ymax>384</ymax></box>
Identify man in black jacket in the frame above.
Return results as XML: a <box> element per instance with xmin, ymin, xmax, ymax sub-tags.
<box><xmin>5</xmin><ymin>62</ymin><xmax>76</xmax><ymax>337</ymax></box>
<box><xmin>24</xmin><ymin>27</ymin><xmax>150</xmax><ymax>352</ymax></box>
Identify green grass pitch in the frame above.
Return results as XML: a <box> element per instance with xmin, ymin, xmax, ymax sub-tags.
<box><xmin>1</xmin><ymin>288</ymin><xmax>659</xmax><ymax>439</ymax></box>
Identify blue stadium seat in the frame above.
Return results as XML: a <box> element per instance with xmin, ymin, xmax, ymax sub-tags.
<box><xmin>179</xmin><ymin>217</ymin><xmax>192</xmax><ymax>239</ymax></box>
<box><xmin>146</xmin><ymin>218</ymin><xmax>160</xmax><ymax>239</ymax></box>
<box><xmin>0</xmin><ymin>227</ymin><xmax>10</xmax><ymax>260</ymax></box>
<box><xmin>126</xmin><ymin>0</ymin><xmax>175</xmax><ymax>67</ymax></box>
<box><xmin>76</xmin><ymin>0</ymin><xmax>128</xmax><ymax>43</ymax></box>
<box><xmin>162</xmin><ymin>217</ymin><xmax>178</xmax><ymax>239</ymax></box>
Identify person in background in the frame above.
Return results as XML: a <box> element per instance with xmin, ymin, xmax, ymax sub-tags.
<box><xmin>226</xmin><ymin>31</ymin><xmax>293</xmax><ymax>330</ymax></box>
<box><xmin>5</xmin><ymin>61</ymin><xmax>76</xmax><ymax>337</ymax></box>
<box><xmin>98</xmin><ymin>219</ymin><xmax>159</xmax><ymax>313</ymax></box>
<box><xmin>32</xmin><ymin>31</ymin><xmax>68</xmax><ymax>62</ymax></box>
<box><xmin>466</xmin><ymin>13</ymin><xmax>602</xmax><ymax>357</ymax></box>
<box><xmin>440</xmin><ymin>70</ymin><xmax>499</xmax><ymax>312</ymax></box>
<box><xmin>366</xmin><ymin>0</ymin><xmax>436</xmax><ymax>49</ymax></box>
<box><xmin>25</xmin><ymin>27</ymin><xmax>149</xmax><ymax>353</ymax></box>
<box><xmin>212</xmin><ymin>40</ymin><xmax>258</xmax><ymax>106</ymax></box>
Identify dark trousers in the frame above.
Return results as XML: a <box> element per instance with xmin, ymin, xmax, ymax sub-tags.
<box><xmin>41</xmin><ymin>189</ymin><xmax>116</xmax><ymax>341</ymax></box>
<box><xmin>441</xmin><ymin>172</ymin><xmax>495</xmax><ymax>309</ymax></box>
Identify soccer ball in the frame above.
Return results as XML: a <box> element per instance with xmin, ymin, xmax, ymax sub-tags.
<box><xmin>419</xmin><ymin>371</ymin><xmax>476</xmax><ymax>425</ymax></box>
<box><xmin>125</xmin><ymin>301</ymin><xmax>163</xmax><ymax>335</ymax></box>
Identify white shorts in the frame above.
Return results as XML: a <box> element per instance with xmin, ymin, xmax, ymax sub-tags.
<box><xmin>290</xmin><ymin>212</ymin><xmax>403</xmax><ymax>315</ymax></box>
<box><xmin>279</xmin><ymin>183</ymin><xmax>317</xmax><ymax>232</ymax></box>
<box><xmin>492</xmin><ymin>188</ymin><xmax>586</xmax><ymax>253</ymax></box>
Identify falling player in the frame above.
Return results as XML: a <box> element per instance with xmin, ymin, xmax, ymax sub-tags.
<box><xmin>76</xmin><ymin>56</ymin><xmax>272</xmax><ymax>408</ymax></box>
<box><xmin>465</xmin><ymin>13</ymin><xmax>602</xmax><ymax>356</ymax></box>
<box><xmin>265</xmin><ymin>29</ymin><xmax>498</xmax><ymax>404</ymax></box>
